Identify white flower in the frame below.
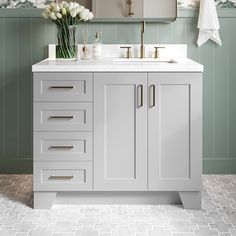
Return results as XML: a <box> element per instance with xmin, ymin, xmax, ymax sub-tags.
<box><xmin>76</xmin><ymin>5</ymin><xmax>84</xmax><ymax>14</ymax></box>
<box><xmin>53</xmin><ymin>4</ymin><xmax>60</xmax><ymax>12</ymax></box>
<box><xmin>60</xmin><ymin>7</ymin><xmax>67</xmax><ymax>15</ymax></box>
<box><xmin>70</xmin><ymin>9</ymin><xmax>77</xmax><ymax>17</ymax></box>
<box><xmin>87</xmin><ymin>12</ymin><xmax>94</xmax><ymax>20</ymax></box>
<box><xmin>43</xmin><ymin>1</ymin><xmax>94</xmax><ymax>23</ymax></box>
<box><xmin>42</xmin><ymin>8</ymin><xmax>50</xmax><ymax>19</ymax></box>
<box><xmin>60</xmin><ymin>1</ymin><xmax>68</xmax><ymax>8</ymax></box>
<box><xmin>50</xmin><ymin>2</ymin><xmax>56</xmax><ymax>9</ymax></box>
<box><xmin>56</xmin><ymin>12</ymin><xmax>62</xmax><ymax>19</ymax></box>
<box><xmin>68</xmin><ymin>2</ymin><xmax>76</xmax><ymax>11</ymax></box>
<box><xmin>42</xmin><ymin>11</ymin><xmax>49</xmax><ymax>19</ymax></box>
<box><xmin>49</xmin><ymin>12</ymin><xmax>57</xmax><ymax>20</ymax></box>
<box><xmin>79</xmin><ymin>8</ymin><xmax>90</xmax><ymax>21</ymax></box>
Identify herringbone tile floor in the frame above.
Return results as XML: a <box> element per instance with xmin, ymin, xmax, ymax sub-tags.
<box><xmin>0</xmin><ymin>175</ymin><xmax>235</xmax><ymax>236</ymax></box>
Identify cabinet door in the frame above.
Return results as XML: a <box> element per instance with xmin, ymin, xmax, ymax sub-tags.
<box><xmin>148</xmin><ymin>73</ymin><xmax>202</xmax><ymax>191</ymax></box>
<box><xmin>94</xmin><ymin>73</ymin><xmax>147</xmax><ymax>191</ymax></box>
<box><xmin>92</xmin><ymin>0</ymin><xmax>143</xmax><ymax>18</ymax></box>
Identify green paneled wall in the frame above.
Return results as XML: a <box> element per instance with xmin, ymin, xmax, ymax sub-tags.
<box><xmin>0</xmin><ymin>9</ymin><xmax>236</xmax><ymax>174</ymax></box>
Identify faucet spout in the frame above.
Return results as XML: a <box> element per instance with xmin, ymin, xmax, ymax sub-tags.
<box><xmin>140</xmin><ymin>20</ymin><xmax>145</xmax><ymax>58</ymax></box>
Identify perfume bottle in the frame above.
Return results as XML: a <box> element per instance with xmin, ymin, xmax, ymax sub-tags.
<box><xmin>81</xmin><ymin>45</ymin><xmax>90</xmax><ymax>60</ymax></box>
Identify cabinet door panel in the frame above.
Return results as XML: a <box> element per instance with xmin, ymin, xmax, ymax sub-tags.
<box><xmin>94</xmin><ymin>73</ymin><xmax>147</xmax><ymax>190</ymax></box>
<box><xmin>148</xmin><ymin>73</ymin><xmax>202</xmax><ymax>191</ymax></box>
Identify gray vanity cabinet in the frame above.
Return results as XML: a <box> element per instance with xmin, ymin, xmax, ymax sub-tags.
<box><xmin>94</xmin><ymin>73</ymin><xmax>148</xmax><ymax>190</ymax></box>
<box><xmin>33</xmin><ymin>70</ymin><xmax>202</xmax><ymax>209</ymax></box>
<box><xmin>148</xmin><ymin>73</ymin><xmax>202</xmax><ymax>191</ymax></box>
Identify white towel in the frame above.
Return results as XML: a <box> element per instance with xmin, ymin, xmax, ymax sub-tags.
<box><xmin>197</xmin><ymin>0</ymin><xmax>222</xmax><ymax>47</ymax></box>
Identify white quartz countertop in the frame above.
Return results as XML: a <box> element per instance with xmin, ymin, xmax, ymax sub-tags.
<box><xmin>32</xmin><ymin>58</ymin><xmax>203</xmax><ymax>72</ymax></box>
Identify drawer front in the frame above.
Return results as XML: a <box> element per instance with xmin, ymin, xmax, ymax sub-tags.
<box><xmin>34</xmin><ymin>132</ymin><xmax>93</xmax><ymax>161</ymax></box>
<box><xmin>34</xmin><ymin>73</ymin><xmax>93</xmax><ymax>102</ymax></box>
<box><xmin>34</xmin><ymin>162</ymin><xmax>92</xmax><ymax>191</ymax></box>
<box><xmin>34</xmin><ymin>102</ymin><xmax>92</xmax><ymax>131</ymax></box>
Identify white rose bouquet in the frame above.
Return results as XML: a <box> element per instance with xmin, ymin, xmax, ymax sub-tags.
<box><xmin>42</xmin><ymin>1</ymin><xmax>94</xmax><ymax>59</ymax></box>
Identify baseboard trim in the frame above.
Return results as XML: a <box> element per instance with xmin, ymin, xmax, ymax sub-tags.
<box><xmin>0</xmin><ymin>159</ymin><xmax>32</xmax><ymax>174</ymax></box>
<box><xmin>203</xmin><ymin>159</ymin><xmax>236</xmax><ymax>174</ymax></box>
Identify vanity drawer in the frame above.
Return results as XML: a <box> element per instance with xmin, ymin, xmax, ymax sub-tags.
<box><xmin>34</xmin><ymin>73</ymin><xmax>93</xmax><ymax>102</ymax></box>
<box><xmin>34</xmin><ymin>102</ymin><xmax>92</xmax><ymax>131</ymax></box>
<box><xmin>34</xmin><ymin>132</ymin><xmax>93</xmax><ymax>161</ymax></box>
<box><xmin>34</xmin><ymin>162</ymin><xmax>92</xmax><ymax>191</ymax></box>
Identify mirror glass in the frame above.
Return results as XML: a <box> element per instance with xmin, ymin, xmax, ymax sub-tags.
<box><xmin>91</xmin><ymin>0</ymin><xmax>177</xmax><ymax>22</ymax></box>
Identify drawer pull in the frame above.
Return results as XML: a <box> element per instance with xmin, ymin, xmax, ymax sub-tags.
<box><xmin>50</xmin><ymin>86</ymin><xmax>74</xmax><ymax>89</ymax></box>
<box><xmin>150</xmin><ymin>84</ymin><xmax>155</xmax><ymax>107</ymax></box>
<box><xmin>49</xmin><ymin>175</ymin><xmax>74</xmax><ymax>180</ymax></box>
<box><xmin>137</xmin><ymin>84</ymin><xmax>143</xmax><ymax>108</ymax></box>
<box><xmin>49</xmin><ymin>145</ymin><xmax>74</xmax><ymax>149</ymax></box>
<box><xmin>50</xmin><ymin>115</ymin><xmax>74</xmax><ymax>119</ymax></box>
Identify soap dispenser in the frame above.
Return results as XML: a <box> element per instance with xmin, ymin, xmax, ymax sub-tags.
<box><xmin>93</xmin><ymin>32</ymin><xmax>102</xmax><ymax>59</ymax></box>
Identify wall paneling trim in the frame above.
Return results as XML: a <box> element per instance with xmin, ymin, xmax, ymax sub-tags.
<box><xmin>0</xmin><ymin>9</ymin><xmax>236</xmax><ymax>173</ymax></box>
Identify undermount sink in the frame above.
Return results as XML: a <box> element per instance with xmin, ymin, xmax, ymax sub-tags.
<box><xmin>113</xmin><ymin>58</ymin><xmax>178</xmax><ymax>63</ymax></box>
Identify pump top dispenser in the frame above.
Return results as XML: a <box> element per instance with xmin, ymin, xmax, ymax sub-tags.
<box><xmin>93</xmin><ymin>32</ymin><xmax>102</xmax><ymax>59</ymax></box>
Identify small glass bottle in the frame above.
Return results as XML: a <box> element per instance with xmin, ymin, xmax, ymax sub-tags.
<box><xmin>81</xmin><ymin>45</ymin><xmax>90</xmax><ymax>60</ymax></box>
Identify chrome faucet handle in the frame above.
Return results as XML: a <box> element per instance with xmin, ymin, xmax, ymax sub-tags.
<box><xmin>154</xmin><ymin>46</ymin><xmax>165</xmax><ymax>59</ymax></box>
<box><xmin>120</xmin><ymin>46</ymin><xmax>132</xmax><ymax>59</ymax></box>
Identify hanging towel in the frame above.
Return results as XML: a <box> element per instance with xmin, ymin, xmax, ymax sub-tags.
<box><xmin>197</xmin><ymin>0</ymin><xmax>222</xmax><ymax>47</ymax></box>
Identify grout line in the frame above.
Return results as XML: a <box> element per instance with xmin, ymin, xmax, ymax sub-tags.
<box><xmin>226</xmin><ymin>21</ymin><xmax>230</xmax><ymax>158</ymax></box>
<box><xmin>44</xmin><ymin>18</ymin><xmax>47</xmax><ymax>57</ymax></box>
<box><xmin>213</xmin><ymin>46</ymin><xmax>216</xmax><ymax>158</ymax></box>
<box><xmin>30</xmin><ymin>18</ymin><xmax>33</xmax><ymax>158</ymax></box>
<box><xmin>156</xmin><ymin>23</ymin><xmax>158</xmax><ymax>43</ymax></box>
<box><xmin>2</xmin><ymin>18</ymin><xmax>5</xmax><ymax>158</ymax></box>
<box><xmin>100</xmin><ymin>23</ymin><xmax>103</xmax><ymax>43</ymax></box>
<box><xmin>17</xmin><ymin>18</ymin><xmax>19</xmax><ymax>158</ymax></box>
<box><xmin>128</xmin><ymin>23</ymin><xmax>131</xmax><ymax>44</ymax></box>
<box><xmin>184</xmin><ymin>18</ymin><xmax>187</xmax><ymax>44</ymax></box>
<box><xmin>114</xmin><ymin>23</ymin><xmax>117</xmax><ymax>43</ymax></box>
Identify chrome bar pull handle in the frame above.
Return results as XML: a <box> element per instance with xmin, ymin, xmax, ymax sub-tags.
<box><xmin>49</xmin><ymin>175</ymin><xmax>74</xmax><ymax>180</ymax></box>
<box><xmin>50</xmin><ymin>86</ymin><xmax>74</xmax><ymax>89</ymax></box>
<box><xmin>49</xmin><ymin>145</ymin><xmax>74</xmax><ymax>149</ymax></box>
<box><xmin>50</xmin><ymin>115</ymin><xmax>74</xmax><ymax>119</ymax></box>
<box><xmin>137</xmin><ymin>84</ymin><xmax>143</xmax><ymax>108</ymax></box>
<box><xmin>150</xmin><ymin>84</ymin><xmax>155</xmax><ymax>107</ymax></box>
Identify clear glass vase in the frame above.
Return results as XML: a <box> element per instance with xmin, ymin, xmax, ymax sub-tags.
<box><xmin>56</xmin><ymin>24</ymin><xmax>78</xmax><ymax>60</ymax></box>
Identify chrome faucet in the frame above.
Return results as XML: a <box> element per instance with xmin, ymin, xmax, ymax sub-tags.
<box><xmin>140</xmin><ymin>20</ymin><xmax>145</xmax><ymax>58</ymax></box>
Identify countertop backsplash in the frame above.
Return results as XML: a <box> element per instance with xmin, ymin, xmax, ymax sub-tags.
<box><xmin>0</xmin><ymin>0</ymin><xmax>236</xmax><ymax>9</ymax></box>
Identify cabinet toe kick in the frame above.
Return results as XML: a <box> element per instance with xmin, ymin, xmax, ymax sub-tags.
<box><xmin>179</xmin><ymin>191</ymin><xmax>201</xmax><ymax>209</ymax></box>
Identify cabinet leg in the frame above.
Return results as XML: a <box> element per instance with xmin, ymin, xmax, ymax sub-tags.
<box><xmin>179</xmin><ymin>191</ymin><xmax>201</xmax><ymax>209</ymax></box>
<box><xmin>34</xmin><ymin>191</ymin><xmax>57</xmax><ymax>209</ymax></box>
